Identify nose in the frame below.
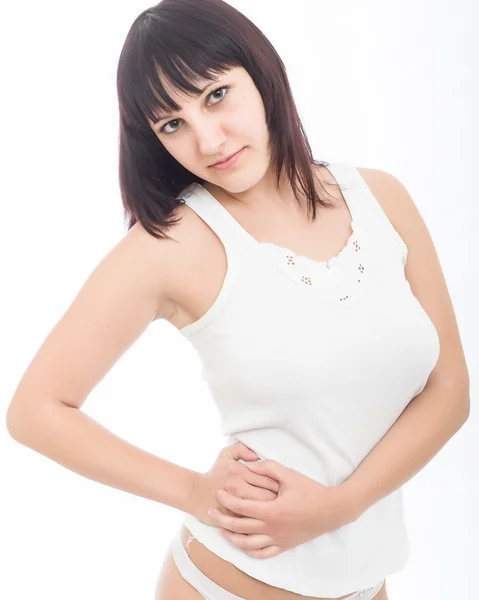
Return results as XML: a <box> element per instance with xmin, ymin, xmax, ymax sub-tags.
<box><xmin>190</xmin><ymin>116</ymin><xmax>227</xmax><ymax>158</ymax></box>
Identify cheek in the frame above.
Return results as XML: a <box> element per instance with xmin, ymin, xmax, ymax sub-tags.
<box><xmin>161</xmin><ymin>140</ymin><xmax>194</xmax><ymax>166</ymax></box>
<box><xmin>228</xmin><ymin>100</ymin><xmax>262</xmax><ymax>133</ymax></box>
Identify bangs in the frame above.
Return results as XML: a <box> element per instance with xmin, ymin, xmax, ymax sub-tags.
<box><xmin>119</xmin><ymin>10</ymin><xmax>243</xmax><ymax>129</ymax></box>
<box><xmin>145</xmin><ymin>59</ymin><xmax>234</xmax><ymax>126</ymax></box>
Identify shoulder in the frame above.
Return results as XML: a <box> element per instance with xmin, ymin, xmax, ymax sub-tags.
<box><xmin>129</xmin><ymin>199</ymin><xmax>226</xmax><ymax>319</ymax></box>
<box><xmin>354</xmin><ymin>166</ymin><xmax>443</xmax><ymax>264</ymax></box>
<box><xmin>355</xmin><ymin>166</ymin><xmax>416</xmax><ymax>245</ymax></box>
<box><xmin>354</xmin><ymin>165</ymin><xmax>432</xmax><ymax>272</ymax></box>
<box><xmin>123</xmin><ymin>205</ymin><xmax>197</xmax><ymax>320</ymax></box>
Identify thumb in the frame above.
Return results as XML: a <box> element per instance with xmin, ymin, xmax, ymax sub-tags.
<box><xmin>226</xmin><ymin>441</ymin><xmax>260</xmax><ymax>462</ymax></box>
<box><xmin>246</xmin><ymin>458</ymin><xmax>283</xmax><ymax>479</ymax></box>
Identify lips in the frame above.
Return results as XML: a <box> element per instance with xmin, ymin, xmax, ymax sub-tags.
<box><xmin>211</xmin><ymin>148</ymin><xmax>244</xmax><ymax>167</ymax></box>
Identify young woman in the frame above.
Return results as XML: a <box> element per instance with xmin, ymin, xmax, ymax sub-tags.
<box><xmin>7</xmin><ymin>0</ymin><xmax>470</xmax><ymax>599</ymax></box>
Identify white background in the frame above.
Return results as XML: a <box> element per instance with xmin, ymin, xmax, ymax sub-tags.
<box><xmin>1</xmin><ymin>1</ymin><xmax>477</xmax><ymax>598</ymax></box>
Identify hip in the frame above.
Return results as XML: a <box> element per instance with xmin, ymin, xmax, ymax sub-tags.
<box><xmin>169</xmin><ymin>524</ymin><xmax>388</xmax><ymax>600</ymax></box>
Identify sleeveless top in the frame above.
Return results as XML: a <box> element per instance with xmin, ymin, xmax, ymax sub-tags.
<box><xmin>176</xmin><ymin>162</ymin><xmax>440</xmax><ymax>597</ymax></box>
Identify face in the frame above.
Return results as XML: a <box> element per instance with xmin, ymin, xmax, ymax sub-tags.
<box><xmin>147</xmin><ymin>66</ymin><xmax>271</xmax><ymax>194</ymax></box>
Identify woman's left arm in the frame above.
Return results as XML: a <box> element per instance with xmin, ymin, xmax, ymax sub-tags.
<box><xmin>338</xmin><ymin>168</ymin><xmax>470</xmax><ymax>519</ymax></box>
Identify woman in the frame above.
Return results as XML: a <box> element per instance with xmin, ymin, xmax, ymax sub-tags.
<box><xmin>7</xmin><ymin>0</ymin><xmax>470</xmax><ymax>599</ymax></box>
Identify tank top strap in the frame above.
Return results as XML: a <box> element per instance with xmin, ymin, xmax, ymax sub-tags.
<box><xmin>325</xmin><ymin>162</ymin><xmax>408</xmax><ymax>266</ymax></box>
<box><xmin>178</xmin><ymin>182</ymin><xmax>257</xmax><ymax>260</ymax></box>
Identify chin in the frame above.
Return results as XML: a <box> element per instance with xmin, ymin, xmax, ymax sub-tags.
<box><xmin>219</xmin><ymin>165</ymin><xmax>269</xmax><ymax>194</ymax></box>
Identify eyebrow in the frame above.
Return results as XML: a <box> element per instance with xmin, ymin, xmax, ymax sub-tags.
<box><xmin>154</xmin><ymin>80</ymin><xmax>220</xmax><ymax>126</ymax></box>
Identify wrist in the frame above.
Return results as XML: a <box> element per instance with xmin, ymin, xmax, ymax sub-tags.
<box><xmin>335</xmin><ymin>480</ymin><xmax>367</xmax><ymax>524</ymax></box>
<box><xmin>183</xmin><ymin>469</ymin><xmax>203</xmax><ymax>516</ymax></box>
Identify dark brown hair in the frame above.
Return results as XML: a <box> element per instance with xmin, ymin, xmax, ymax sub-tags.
<box><xmin>116</xmin><ymin>0</ymin><xmax>339</xmax><ymax>240</ymax></box>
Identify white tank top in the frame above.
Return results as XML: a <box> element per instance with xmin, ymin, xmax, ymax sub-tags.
<box><xmin>177</xmin><ymin>162</ymin><xmax>440</xmax><ymax>597</ymax></box>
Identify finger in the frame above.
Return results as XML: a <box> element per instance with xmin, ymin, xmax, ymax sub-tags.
<box><xmin>210</xmin><ymin>510</ymin><xmax>264</xmax><ymax>534</ymax></box>
<box><xmin>220</xmin><ymin>530</ymin><xmax>272</xmax><ymax>551</ymax></box>
<box><xmin>242</xmin><ymin>480</ymin><xmax>277</xmax><ymax>501</ymax></box>
<box><xmin>245</xmin><ymin>545</ymin><xmax>282</xmax><ymax>559</ymax></box>
<box><xmin>225</xmin><ymin>441</ymin><xmax>259</xmax><ymax>462</ymax></box>
<box><xmin>217</xmin><ymin>489</ymin><xmax>275</xmax><ymax>520</ymax></box>
<box><xmin>220</xmin><ymin>506</ymin><xmax>243</xmax><ymax>518</ymax></box>
<box><xmin>244</xmin><ymin>470</ymin><xmax>280</xmax><ymax>494</ymax></box>
<box><xmin>247</xmin><ymin>486</ymin><xmax>277</xmax><ymax>501</ymax></box>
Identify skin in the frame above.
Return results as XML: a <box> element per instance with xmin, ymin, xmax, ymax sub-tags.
<box><xmin>148</xmin><ymin>65</ymin><xmax>313</xmax><ymax>217</ymax></box>
<box><xmin>10</xmin><ymin>64</ymin><xmax>467</xmax><ymax>599</ymax></box>
<box><xmin>153</xmin><ymin>526</ymin><xmax>389</xmax><ymax>600</ymax></box>
<box><xmin>148</xmin><ymin>66</ymin><xmax>391</xmax><ymax>598</ymax></box>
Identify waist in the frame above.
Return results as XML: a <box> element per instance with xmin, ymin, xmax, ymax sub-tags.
<box><xmin>179</xmin><ymin>503</ymin><xmax>408</xmax><ymax>597</ymax></box>
<box><xmin>178</xmin><ymin>524</ymin><xmax>382</xmax><ymax>600</ymax></box>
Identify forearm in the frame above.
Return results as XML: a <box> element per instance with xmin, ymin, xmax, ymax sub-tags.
<box><xmin>7</xmin><ymin>401</ymin><xmax>198</xmax><ymax>514</ymax></box>
<box><xmin>339</xmin><ymin>382</ymin><xmax>469</xmax><ymax>520</ymax></box>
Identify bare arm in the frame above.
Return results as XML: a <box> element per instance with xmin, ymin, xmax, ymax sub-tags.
<box><xmin>6</xmin><ymin>219</ymin><xmax>196</xmax><ymax>514</ymax></box>
<box><xmin>340</xmin><ymin>377</ymin><xmax>469</xmax><ymax>520</ymax></box>
<box><xmin>340</xmin><ymin>169</ymin><xmax>470</xmax><ymax>518</ymax></box>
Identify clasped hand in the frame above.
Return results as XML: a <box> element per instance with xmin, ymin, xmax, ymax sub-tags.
<box><xmin>191</xmin><ymin>441</ymin><xmax>354</xmax><ymax>558</ymax></box>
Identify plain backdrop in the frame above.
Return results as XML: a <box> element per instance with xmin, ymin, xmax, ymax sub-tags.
<box><xmin>1</xmin><ymin>1</ymin><xmax>477</xmax><ymax>598</ymax></box>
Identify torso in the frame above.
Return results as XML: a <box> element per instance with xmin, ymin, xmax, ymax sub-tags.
<box><xmin>162</xmin><ymin>165</ymin><xmax>363</xmax><ymax>331</ymax></box>
<box><xmin>160</xmin><ymin>165</ymin><xmax>389</xmax><ymax>600</ymax></box>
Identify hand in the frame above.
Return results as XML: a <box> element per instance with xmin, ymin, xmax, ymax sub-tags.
<box><xmin>189</xmin><ymin>442</ymin><xmax>280</xmax><ymax>528</ymax></box>
<box><xmin>209</xmin><ymin>459</ymin><xmax>353</xmax><ymax>558</ymax></box>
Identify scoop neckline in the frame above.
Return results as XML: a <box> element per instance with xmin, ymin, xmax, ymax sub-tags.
<box><xmin>191</xmin><ymin>163</ymin><xmax>369</xmax><ymax>306</ymax></box>
<box><xmin>257</xmin><ymin>219</ymin><xmax>357</xmax><ymax>273</ymax></box>
<box><xmin>194</xmin><ymin>163</ymin><xmax>357</xmax><ymax>270</ymax></box>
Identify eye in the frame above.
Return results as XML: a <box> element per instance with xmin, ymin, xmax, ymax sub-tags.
<box><xmin>160</xmin><ymin>85</ymin><xmax>230</xmax><ymax>135</ymax></box>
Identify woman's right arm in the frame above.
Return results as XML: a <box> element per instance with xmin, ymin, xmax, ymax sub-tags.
<box><xmin>5</xmin><ymin>220</ymin><xmax>197</xmax><ymax>515</ymax></box>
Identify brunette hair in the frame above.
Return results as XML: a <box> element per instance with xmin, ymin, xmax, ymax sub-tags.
<box><xmin>116</xmin><ymin>0</ymin><xmax>339</xmax><ymax>240</ymax></box>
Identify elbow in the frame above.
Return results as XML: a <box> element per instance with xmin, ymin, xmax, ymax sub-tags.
<box><xmin>7</xmin><ymin>393</ymin><xmax>74</xmax><ymax>446</ymax></box>
<box><xmin>458</xmin><ymin>374</ymin><xmax>471</xmax><ymax>421</ymax></box>
<box><xmin>6</xmin><ymin>397</ymin><xmax>54</xmax><ymax>445</ymax></box>
<box><xmin>451</xmin><ymin>378</ymin><xmax>470</xmax><ymax>423</ymax></box>
<box><xmin>462</xmin><ymin>394</ymin><xmax>471</xmax><ymax>422</ymax></box>
<box><xmin>6</xmin><ymin>401</ymin><xmax>32</xmax><ymax>443</ymax></box>
<box><xmin>429</xmin><ymin>368</ymin><xmax>470</xmax><ymax>422</ymax></box>
<box><xmin>6</xmin><ymin>406</ymin><xmax>24</xmax><ymax>442</ymax></box>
